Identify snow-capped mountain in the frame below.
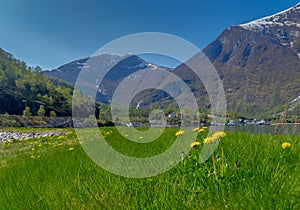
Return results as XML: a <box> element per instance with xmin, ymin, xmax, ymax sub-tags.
<box><xmin>240</xmin><ymin>3</ymin><xmax>300</xmax><ymax>31</ymax></box>
<box><xmin>44</xmin><ymin>54</ymin><xmax>134</xmax><ymax>85</ymax></box>
<box><xmin>240</xmin><ymin>3</ymin><xmax>300</xmax><ymax>58</ymax></box>
<box><xmin>174</xmin><ymin>3</ymin><xmax>300</xmax><ymax>116</ymax></box>
<box><xmin>44</xmin><ymin>54</ymin><xmax>171</xmax><ymax>103</ymax></box>
<box><xmin>44</xmin><ymin>3</ymin><xmax>300</xmax><ymax>117</ymax></box>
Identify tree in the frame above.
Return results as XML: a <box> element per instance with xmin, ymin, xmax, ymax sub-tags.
<box><xmin>33</xmin><ymin>66</ymin><xmax>42</xmax><ymax>72</ymax></box>
<box><xmin>50</xmin><ymin>111</ymin><xmax>57</xmax><ymax>117</ymax></box>
<box><xmin>98</xmin><ymin>105</ymin><xmax>112</xmax><ymax>124</ymax></box>
<box><xmin>37</xmin><ymin>105</ymin><xmax>46</xmax><ymax>117</ymax></box>
<box><xmin>199</xmin><ymin>110</ymin><xmax>209</xmax><ymax>124</ymax></box>
<box><xmin>23</xmin><ymin>106</ymin><xmax>32</xmax><ymax>116</ymax></box>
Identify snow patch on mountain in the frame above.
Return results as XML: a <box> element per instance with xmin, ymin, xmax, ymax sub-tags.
<box><xmin>76</xmin><ymin>61</ymin><xmax>86</xmax><ymax>65</ymax></box>
<box><xmin>128</xmin><ymin>62</ymin><xmax>147</xmax><ymax>69</ymax></box>
<box><xmin>292</xmin><ymin>95</ymin><xmax>300</xmax><ymax>103</ymax></box>
<box><xmin>239</xmin><ymin>3</ymin><xmax>300</xmax><ymax>32</ymax></box>
<box><xmin>147</xmin><ymin>63</ymin><xmax>158</xmax><ymax>69</ymax></box>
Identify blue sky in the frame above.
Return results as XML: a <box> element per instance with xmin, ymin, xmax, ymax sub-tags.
<box><xmin>0</xmin><ymin>0</ymin><xmax>299</xmax><ymax>69</ymax></box>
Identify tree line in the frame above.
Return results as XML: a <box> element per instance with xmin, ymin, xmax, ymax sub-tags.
<box><xmin>0</xmin><ymin>48</ymin><xmax>73</xmax><ymax>116</ymax></box>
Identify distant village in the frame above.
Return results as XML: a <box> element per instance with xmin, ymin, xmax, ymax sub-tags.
<box><xmin>124</xmin><ymin>111</ymin><xmax>299</xmax><ymax>128</ymax></box>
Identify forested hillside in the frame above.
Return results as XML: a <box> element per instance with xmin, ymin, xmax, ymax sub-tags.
<box><xmin>0</xmin><ymin>48</ymin><xmax>73</xmax><ymax>116</ymax></box>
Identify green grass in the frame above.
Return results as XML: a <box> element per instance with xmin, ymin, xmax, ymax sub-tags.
<box><xmin>0</xmin><ymin>128</ymin><xmax>299</xmax><ymax>209</ymax></box>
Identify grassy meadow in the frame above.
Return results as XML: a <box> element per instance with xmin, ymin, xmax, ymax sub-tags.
<box><xmin>0</xmin><ymin>127</ymin><xmax>299</xmax><ymax>209</ymax></box>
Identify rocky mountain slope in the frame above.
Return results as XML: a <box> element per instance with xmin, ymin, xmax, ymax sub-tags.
<box><xmin>174</xmin><ymin>3</ymin><xmax>300</xmax><ymax>116</ymax></box>
<box><xmin>44</xmin><ymin>3</ymin><xmax>300</xmax><ymax>117</ymax></box>
<box><xmin>44</xmin><ymin>54</ymin><xmax>171</xmax><ymax>104</ymax></box>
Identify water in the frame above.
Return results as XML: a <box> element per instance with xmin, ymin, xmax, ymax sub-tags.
<box><xmin>224</xmin><ymin>124</ymin><xmax>300</xmax><ymax>136</ymax></box>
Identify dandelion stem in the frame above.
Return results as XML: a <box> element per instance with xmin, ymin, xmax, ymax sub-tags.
<box><xmin>220</xmin><ymin>139</ymin><xmax>225</xmax><ymax>176</ymax></box>
<box><xmin>210</xmin><ymin>145</ymin><xmax>218</xmax><ymax>180</ymax></box>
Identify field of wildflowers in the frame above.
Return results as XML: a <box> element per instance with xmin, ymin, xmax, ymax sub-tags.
<box><xmin>0</xmin><ymin>127</ymin><xmax>299</xmax><ymax>209</ymax></box>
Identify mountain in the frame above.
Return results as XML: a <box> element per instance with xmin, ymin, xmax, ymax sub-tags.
<box><xmin>0</xmin><ymin>48</ymin><xmax>73</xmax><ymax>116</ymax></box>
<box><xmin>240</xmin><ymin>3</ymin><xmax>300</xmax><ymax>57</ymax></box>
<box><xmin>44</xmin><ymin>54</ymin><xmax>172</xmax><ymax>104</ymax></box>
<box><xmin>44</xmin><ymin>3</ymin><xmax>300</xmax><ymax>118</ymax></box>
<box><xmin>174</xmin><ymin>3</ymin><xmax>300</xmax><ymax>117</ymax></box>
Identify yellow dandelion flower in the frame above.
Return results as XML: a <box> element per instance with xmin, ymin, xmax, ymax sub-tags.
<box><xmin>139</xmin><ymin>136</ymin><xmax>143</xmax><ymax>139</ymax></box>
<box><xmin>69</xmin><ymin>147</ymin><xmax>74</xmax><ymax>151</ymax></box>
<box><xmin>30</xmin><ymin>155</ymin><xmax>35</xmax><ymax>159</ymax></box>
<box><xmin>202</xmin><ymin>126</ymin><xmax>208</xmax><ymax>129</ymax></box>
<box><xmin>57</xmin><ymin>143</ymin><xmax>63</xmax><ymax>146</ymax></box>
<box><xmin>190</xmin><ymin>141</ymin><xmax>200</xmax><ymax>148</ymax></box>
<box><xmin>175</xmin><ymin>130</ymin><xmax>185</xmax><ymax>136</ymax></box>
<box><xmin>192</xmin><ymin>128</ymin><xmax>199</xmax><ymax>131</ymax></box>
<box><xmin>31</xmin><ymin>148</ymin><xmax>35</xmax><ymax>151</ymax></box>
<box><xmin>203</xmin><ymin>136</ymin><xmax>218</xmax><ymax>144</ymax></box>
<box><xmin>38</xmin><ymin>144</ymin><xmax>42</xmax><ymax>147</ymax></box>
<box><xmin>37</xmin><ymin>155</ymin><xmax>40</xmax><ymax>158</ymax></box>
<box><xmin>212</xmin><ymin>131</ymin><xmax>226</xmax><ymax>138</ymax></box>
<box><xmin>281</xmin><ymin>142</ymin><xmax>291</xmax><ymax>149</ymax></box>
<box><xmin>198</xmin><ymin>128</ymin><xmax>205</xmax><ymax>133</ymax></box>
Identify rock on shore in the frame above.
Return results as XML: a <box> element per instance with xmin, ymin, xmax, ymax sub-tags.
<box><xmin>0</xmin><ymin>130</ymin><xmax>63</xmax><ymax>143</ymax></box>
